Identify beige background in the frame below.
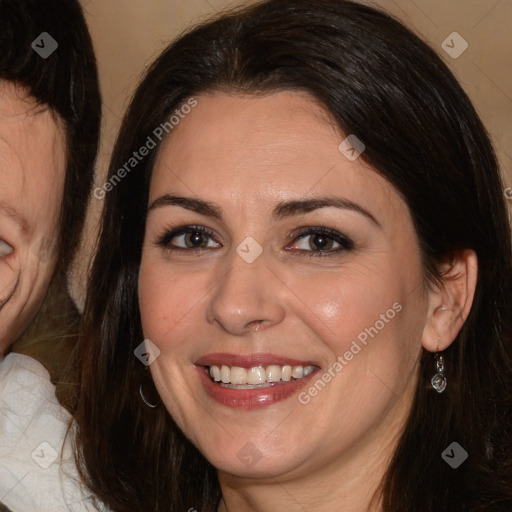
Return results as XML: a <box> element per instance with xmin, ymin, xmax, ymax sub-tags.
<box><xmin>71</xmin><ymin>0</ymin><xmax>512</xmax><ymax>305</ymax></box>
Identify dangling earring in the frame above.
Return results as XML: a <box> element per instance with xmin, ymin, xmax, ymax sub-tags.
<box><xmin>139</xmin><ymin>369</ymin><xmax>161</xmax><ymax>408</ymax></box>
<box><xmin>431</xmin><ymin>352</ymin><xmax>447</xmax><ymax>393</ymax></box>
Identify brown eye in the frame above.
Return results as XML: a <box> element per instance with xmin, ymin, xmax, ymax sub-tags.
<box><xmin>308</xmin><ymin>233</ymin><xmax>335</xmax><ymax>251</ymax></box>
<box><xmin>183</xmin><ymin>231</ymin><xmax>209</xmax><ymax>248</ymax></box>
<box><xmin>290</xmin><ymin>227</ymin><xmax>354</xmax><ymax>256</ymax></box>
<box><xmin>156</xmin><ymin>226</ymin><xmax>221</xmax><ymax>252</ymax></box>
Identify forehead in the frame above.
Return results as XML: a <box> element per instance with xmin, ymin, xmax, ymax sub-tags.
<box><xmin>0</xmin><ymin>81</ymin><xmax>66</xmax><ymax>169</ymax></box>
<box><xmin>152</xmin><ymin>92</ymin><xmax>357</xmax><ymax>193</ymax></box>
<box><xmin>150</xmin><ymin>92</ymin><xmax>406</xmax><ymax>224</ymax></box>
<box><xmin>0</xmin><ymin>81</ymin><xmax>66</xmax><ymax>228</ymax></box>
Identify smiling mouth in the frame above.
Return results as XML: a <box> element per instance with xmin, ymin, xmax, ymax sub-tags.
<box><xmin>206</xmin><ymin>364</ymin><xmax>315</xmax><ymax>389</ymax></box>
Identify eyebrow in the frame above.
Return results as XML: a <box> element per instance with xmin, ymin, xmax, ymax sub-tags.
<box><xmin>148</xmin><ymin>194</ymin><xmax>381</xmax><ymax>227</ymax></box>
<box><xmin>0</xmin><ymin>203</ymin><xmax>29</xmax><ymax>233</ymax></box>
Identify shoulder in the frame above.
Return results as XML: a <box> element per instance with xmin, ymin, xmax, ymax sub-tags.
<box><xmin>0</xmin><ymin>353</ymin><xmax>107</xmax><ymax>512</ymax></box>
<box><xmin>0</xmin><ymin>351</ymin><xmax>62</xmax><ymax>408</ymax></box>
<box><xmin>0</xmin><ymin>352</ymin><xmax>69</xmax><ymax>444</ymax></box>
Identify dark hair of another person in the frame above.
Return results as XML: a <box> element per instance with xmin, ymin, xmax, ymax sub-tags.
<box><xmin>0</xmin><ymin>0</ymin><xmax>102</xmax><ymax>274</ymax></box>
<box><xmin>73</xmin><ymin>1</ymin><xmax>512</xmax><ymax>511</ymax></box>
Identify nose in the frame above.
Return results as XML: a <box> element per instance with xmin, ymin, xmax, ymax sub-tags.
<box><xmin>207</xmin><ymin>252</ymin><xmax>286</xmax><ymax>336</ymax></box>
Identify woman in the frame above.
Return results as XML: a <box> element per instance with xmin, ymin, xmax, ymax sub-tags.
<box><xmin>74</xmin><ymin>0</ymin><xmax>512</xmax><ymax>510</ymax></box>
<box><xmin>0</xmin><ymin>0</ymin><xmax>102</xmax><ymax>510</ymax></box>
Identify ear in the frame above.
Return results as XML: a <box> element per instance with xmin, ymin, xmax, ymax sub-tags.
<box><xmin>421</xmin><ymin>249</ymin><xmax>478</xmax><ymax>352</ymax></box>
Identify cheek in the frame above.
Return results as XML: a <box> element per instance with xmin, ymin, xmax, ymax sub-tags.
<box><xmin>290</xmin><ymin>259</ymin><xmax>424</xmax><ymax>396</ymax></box>
<box><xmin>297</xmin><ymin>273</ymin><xmax>421</xmax><ymax>410</ymax></box>
<box><xmin>26</xmin><ymin>180</ymin><xmax>63</xmax><ymax>236</ymax></box>
<box><xmin>288</xmin><ymin>262</ymin><xmax>404</xmax><ymax>353</ymax></box>
<box><xmin>138</xmin><ymin>259</ymin><xmax>204</xmax><ymax>349</ymax></box>
<box><xmin>139</xmin><ymin>263</ymin><xmax>168</xmax><ymax>339</ymax></box>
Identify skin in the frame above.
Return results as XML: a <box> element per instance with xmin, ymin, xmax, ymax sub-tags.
<box><xmin>139</xmin><ymin>91</ymin><xmax>477</xmax><ymax>511</ymax></box>
<box><xmin>0</xmin><ymin>81</ymin><xmax>66</xmax><ymax>354</ymax></box>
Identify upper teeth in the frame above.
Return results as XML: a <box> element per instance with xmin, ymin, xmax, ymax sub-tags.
<box><xmin>209</xmin><ymin>364</ymin><xmax>314</xmax><ymax>385</ymax></box>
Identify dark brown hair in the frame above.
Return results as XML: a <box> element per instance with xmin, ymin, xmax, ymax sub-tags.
<box><xmin>74</xmin><ymin>1</ymin><xmax>512</xmax><ymax>510</ymax></box>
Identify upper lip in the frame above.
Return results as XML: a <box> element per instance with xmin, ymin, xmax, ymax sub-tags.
<box><xmin>195</xmin><ymin>353</ymin><xmax>317</xmax><ymax>367</ymax></box>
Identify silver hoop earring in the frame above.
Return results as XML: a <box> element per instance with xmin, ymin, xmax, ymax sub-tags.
<box><xmin>431</xmin><ymin>353</ymin><xmax>447</xmax><ymax>393</ymax></box>
<box><xmin>139</xmin><ymin>381</ymin><xmax>160</xmax><ymax>408</ymax></box>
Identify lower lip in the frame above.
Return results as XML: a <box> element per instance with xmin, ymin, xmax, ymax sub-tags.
<box><xmin>196</xmin><ymin>367</ymin><xmax>316</xmax><ymax>409</ymax></box>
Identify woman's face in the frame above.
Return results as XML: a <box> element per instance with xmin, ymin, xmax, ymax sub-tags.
<box><xmin>0</xmin><ymin>82</ymin><xmax>66</xmax><ymax>352</ymax></box>
<box><xmin>139</xmin><ymin>91</ymin><xmax>430</xmax><ymax>481</ymax></box>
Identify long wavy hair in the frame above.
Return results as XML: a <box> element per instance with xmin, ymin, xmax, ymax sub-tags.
<box><xmin>74</xmin><ymin>1</ymin><xmax>512</xmax><ymax>510</ymax></box>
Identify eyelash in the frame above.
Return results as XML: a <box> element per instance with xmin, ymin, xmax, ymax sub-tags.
<box><xmin>155</xmin><ymin>225</ymin><xmax>354</xmax><ymax>257</ymax></box>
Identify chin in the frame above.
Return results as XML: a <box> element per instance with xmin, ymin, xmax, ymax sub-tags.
<box><xmin>214</xmin><ymin>452</ymin><xmax>300</xmax><ymax>480</ymax></box>
<box><xmin>198</xmin><ymin>433</ymin><xmax>308</xmax><ymax>481</ymax></box>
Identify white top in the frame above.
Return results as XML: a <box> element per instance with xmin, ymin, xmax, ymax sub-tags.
<box><xmin>0</xmin><ymin>353</ymin><xmax>107</xmax><ymax>512</ymax></box>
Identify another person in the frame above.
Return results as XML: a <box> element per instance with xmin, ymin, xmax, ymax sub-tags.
<box><xmin>0</xmin><ymin>0</ymin><xmax>102</xmax><ymax>510</ymax></box>
<box><xmin>74</xmin><ymin>1</ymin><xmax>512</xmax><ymax>511</ymax></box>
